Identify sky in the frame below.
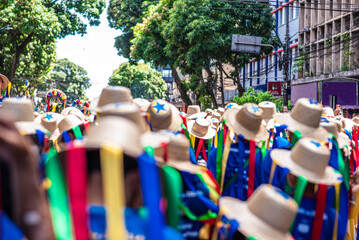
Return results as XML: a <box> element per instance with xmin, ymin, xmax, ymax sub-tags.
<box><xmin>56</xmin><ymin>5</ymin><xmax>126</xmax><ymax>100</ymax></box>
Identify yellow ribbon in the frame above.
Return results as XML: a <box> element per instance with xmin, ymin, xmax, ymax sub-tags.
<box><xmin>100</xmin><ymin>145</ymin><xmax>127</xmax><ymax>239</ymax></box>
<box><xmin>332</xmin><ymin>182</ymin><xmax>340</xmax><ymax>240</ymax></box>
<box><xmin>51</xmin><ymin>103</ymin><xmax>57</xmax><ymax>113</ymax></box>
<box><xmin>190</xmin><ymin>134</ymin><xmax>196</xmax><ymax>149</ymax></box>
<box><xmin>220</xmin><ymin>130</ymin><xmax>232</xmax><ymax>193</ymax></box>
<box><xmin>214</xmin><ymin>132</ymin><xmax>218</xmax><ymax>148</ymax></box>
<box><xmin>269</xmin><ymin>159</ymin><xmax>278</xmax><ymax>185</ymax></box>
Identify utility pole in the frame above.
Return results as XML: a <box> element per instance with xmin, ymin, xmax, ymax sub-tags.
<box><xmin>283</xmin><ymin>2</ymin><xmax>290</xmax><ymax>107</ymax></box>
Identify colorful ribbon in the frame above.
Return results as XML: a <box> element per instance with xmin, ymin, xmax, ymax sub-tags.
<box><xmin>216</xmin><ymin>124</ymin><xmax>224</xmax><ymax>184</ymax></box>
<box><xmin>247</xmin><ymin>140</ymin><xmax>256</xmax><ymax>198</ymax></box>
<box><xmin>66</xmin><ymin>147</ymin><xmax>88</xmax><ymax>240</ymax></box>
<box><xmin>100</xmin><ymin>145</ymin><xmax>127</xmax><ymax>239</ymax></box>
<box><xmin>311</xmin><ymin>184</ymin><xmax>328</xmax><ymax>240</ymax></box>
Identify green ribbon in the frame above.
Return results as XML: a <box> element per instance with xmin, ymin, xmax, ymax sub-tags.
<box><xmin>72</xmin><ymin>125</ymin><xmax>83</xmax><ymax>140</ymax></box>
<box><xmin>216</xmin><ymin>122</ymin><xmax>224</xmax><ymax>185</ymax></box>
<box><xmin>331</xmin><ymin>134</ymin><xmax>350</xmax><ymax>190</ymax></box>
<box><xmin>181</xmin><ymin>123</ymin><xmax>193</xmax><ymax>149</ymax></box>
<box><xmin>161</xmin><ymin>166</ymin><xmax>182</xmax><ymax>229</ymax></box>
<box><xmin>46</xmin><ymin>147</ymin><xmax>74</xmax><ymax>240</ymax></box>
<box><xmin>260</xmin><ymin>140</ymin><xmax>266</xmax><ymax>161</ymax></box>
<box><xmin>290</xmin><ymin>175</ymin><xmax>308</xmax><ymax>232</ymax></box>
<box><xmin>291</xmin><ymin>130</ymin><xmax>302</xmax><ymax>148</ymax></box>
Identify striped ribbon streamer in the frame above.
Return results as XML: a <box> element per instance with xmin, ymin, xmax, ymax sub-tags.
<box><xmin>332</xmin><ymin>182</ymin><xmax>340</xmax><ymax>240</ymax></box>
<box><xmin>100</xmin><ymin>145</ymin><xmax>127</xmax><ymax>239</ymax></box>
<box><xmin>67</xmin><ymin>147</ymin><xmax>88</xmax><ymax>240</ymax></box>
<box><xmin>46</xmin><ymin>147</ymin><xmax>74</xmax><ymax>240</ymax></box>
<box><xmin>247</xmin><ymin>140</ymin><xmax>256</xmax><ymax>198</ymax></box>
<box><xmin>220</xmin><ymin>131</ymin><xmax>232</xmax><ymax>192</ymax></box>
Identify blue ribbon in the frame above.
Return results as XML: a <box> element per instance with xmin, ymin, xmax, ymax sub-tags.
<box><xmin>35</xmin><ymin>129</ymin><xmax>45</xmax><ymax>146</ymax></box>
<box><xmin>62</xmin><ymin>130</ymin><xmax>71</xmax><ymax>143</ymax></box>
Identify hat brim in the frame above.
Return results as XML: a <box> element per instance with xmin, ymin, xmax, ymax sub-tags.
<box><xmin>15</xmin><ymin>121</ymin><xmax>48</xmax><ymax>136</ymax></box>
<box><xmin>337</xmin><ymin>132</ymin><xmax>350</xmax><ymax>149</ymax></box>
<box><xmin>274</xmin><ymin>113</ymin><xmax>330</xmax><ymax>143</ymax></box>
<box><xmin>187</xmin><ymin>120</ymin><xmax>216</xmax><ymax>140</ymax></box>
<box><xmin>270</xmin><ymin>149</ymin><xmax>342</xmax><ymax>185</ymax></box>
<box><xmin>0</xmin><ymin>74</ymin><xmax>9</xmax><ymax>91</ymax></box>
<box><xmin>155</xmin><ymin>156</ymin><xmax>203</xmax><ymax>174</ymax></box>
<box><xmin>186</xmin><ymin>112</ymin><xmax>206</xmax><ymax>120</ymax></box>
<box><xmin>224</xmin><ymin>108</ymin><xmax>269</xmax><ymax>142</ymax></box>
<box><xmin>220</xmin><ymin>197</ymin><xmax>294</xmax><ymax>240</ymax></box>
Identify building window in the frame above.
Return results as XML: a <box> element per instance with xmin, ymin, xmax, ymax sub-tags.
<box><xmin>289</xmin><ymin>4</ymin><xmax>294</xmax><ymax>20</ymax></box>
<box><xmin>279</xmin><ymin>10</ymin><xmax>282</xmax><ymax>25</ymax></box>
<box><xmin>162</xmin><ymin>69</ymin><xmax>172</xmax><ymax>78</ymax></box>
<box><xmin>293</xmin><ymin>1</ymin><xmax>299</xmax><ymax>19</ymax></box>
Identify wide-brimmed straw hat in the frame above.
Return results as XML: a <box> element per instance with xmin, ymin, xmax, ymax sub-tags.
<box><xmin>211</xmin><ymin>112</ymin><xmax>221</xmax><ymax>121</ymax></box>
<box><xmin>133</xmin><ymin>98</ymin><xmax>150</xmax><ymax>112</ymax></box>
<box><xmin>322</xmin><ymin>107</ymin><xmax>334</xmax><ymax>117</ymax></box>
<box><xmin>186</xmin><ymin>105</ymin><xmax>201</xmax><ymax>118</ymax></box>
<box><xmin>320</xmin><ymin>121</ymin><xmax>349</xmax><ymax>149</ymax></box>
<box><xmin>86</xmin><ymin>116</ymin><xmax>142</xmax><ymax>158</ymax></box>
<box><xmin>223</xmin><ymin>103</ymin><xmax>269</xmax><ymax>142</ymax></box>
<box><xmin>220</xmin><ymin>184</ymin><xmax>297</xmax><ymax>240</ymax></box>
<box><xmin>91</xmin><ymin>86</ymin><xmax>133</xmax><ymax>111</ymax></box>
<box><xmin>205</xmin><ymin>108</ymin><xmax>213</xmax><ymax>116</ymax></box>
<box><xmin>217</xmin><ymin>107</ymin><xmax>225</xmax><ymax>116</ymax></box>
<box><xmin>141</xmin><ymin>131</ymin><xmax>202</xmax><ymax>174</ymax></box>
<box><xmin>97</xmin><ymin>102</ymin><xmax>147</xmax><ymax>133</ymax></box>
<box><xmin>271</xmin><ymin>137</ymin><xmax>342</xmax><ymax>185</ymax></box>
<box><xmin>258</xmin><ymin>101</ymin><xmax>276</xmax><ymax>120</ymax></box>
<box><xmin>0</xmin><ymin>73</ymin><xmax>9</xmax><ymax>91</ymax></box>
<box><xmin>274</xmin><ymin>98</ymin><xmax>330</xmax><ymax>142</ymax></box>
<box><xmin>0</xmin><ymin>98</ymin><xmax>47</xmax><ymax>135</ymax></box>
<box><xmin>148</xmin><ymin>99</ymin><xmax>182</xmax><ymax>132</ymax></box>
<box><xmin>40</xmin><ymin>112</ymin><xmax>64</xmax><ymax>134</ymax></box>
<box><xmin>50</xmin><ymin>114</ymin><xmax>83</xmax><ymax>141</ymax></box>
<box><xmin>187</xmin><ymin>118</ymin><xmax>216</xmax><ymax>140</ymax></box>
<box><xmin>61</xmin><ymin>107</ymin><xmax>85</xmax><ymax>122</ymax></box>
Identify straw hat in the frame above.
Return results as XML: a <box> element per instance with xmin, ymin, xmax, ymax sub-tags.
<box><xmin>220</xmin><ymin>185</ymin><xmax>297</xmax><ymax>240</ymax></box>
<box><xmin>259</xmin><ymin>101</ymin><xmax>276</xmax><ymax>120</ymax></box>
<box><xmin>40</xmin><ymin>113</ymin><xmax>64</xmax><ymax>134</ymax></box>
<box><xmin>187</xmin><ymin>118</ymin><xmax>216</xmax><ymax>139</ymax></box>
<box><xmin>211</xmin><ymin>112</ymin><xmax>221</xmax><ymax>121</ymax></box>
<box><xmin>211</xmin><ymin>118</ymin><xmax>220</xmax><ymax>129</ymax></box>
<box><xmin>92</xmin><ymin>86</ymin><xmax>133</xmax><ymax>110</ymax></box>
<box><xmin>322</xmin><ymin>107</ymin><xmax>334</xmax><ymax>117</ymax></box>
<box><xmin>217</xmin><ymin>107</ymin><xmax>225</xmax><ymax>116</ymax></box>
<box><xmin>342</xmin><ymin>118</ymin><xmax>356</xmax><ymax>131</ymax></box>
<box><xmin>274</xmin><ymin>98</ymin><xmax>330</xmax><ymax>142</ymax></box>
<box><xmin>205</xmin><ymin>108</ymin><xmax>213</xmax><ymax>116</ymax></box>
<box><xmin>141</xmin><ymin>131</ymin><xmax>202</xmax><ymax>174</ymax></box>
<box><xmin>0</xmin><ymin>98</ymin><xmax>47</xmax><ymax>135</ymax></box>
<box><xmin>86</xmin><ymin>116</ymin><xmax>142</xmax><ymax>158</ymax></box>
<box><xmin>148</xmin><ymin>99</ymin><xmax>182</xmax><ymax>132</ymax></box>
<box><xmin>223</xmin><ymin>103</ymin><xmax>269</xmax><ymax>142</ymax></box>
<box><xmin>50</xmin><ymin>114</ymin><xmax>83</xmax><ymax>141</ymax></box>
<box><xmin>320</xmin><ymin>121</ymin><xmax>349</xmax><ymax>149</ymax></box>
<box><xmin>186</xmin><ymin>105</ymin><xmax>201</xmax><ymax>118</ymax></box>
<box><xmin>133</xmin><ymin>98</ymin><xmax>150</xmax><ymax>112</ymax></box>
<box><xmin>0</xmin><ymin>73</ymin><xmax>9</xmax><ymax>91</ymax></box>
<box><xmin>61</xmin><ymin>107</ymin><xmax>85</xmax><ymax>122</ymax></box>
<box><xmin>271</xmin><ymin>137</ymin><xmax>342</xmax><ymax>185</ymax></box>
<box><xmin>97</xmin><ymin>102</ymin><xmax>147</xmax><ymax>133</ymax></box>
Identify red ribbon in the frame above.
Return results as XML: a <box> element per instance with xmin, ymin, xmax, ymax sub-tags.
<box><xmin>223</xmin><ymin>126</ymin><xmax>227</xmax><ymax>145</ymax></box>
<box><xmin>353</xmin><ymin>127</ymin><xmax>359</xmax><ymax>159</ymax></box>
<box><xmin>247</xmin><ymin>140</ymin><xmax>256</xmax><ymax>198</ymax></box>
<box><xmin>180</xmin><ymin>114</ymin><xmax>187</xmax><ymax>128</ymax></box>
<box><xmin>160</xmin><ymin>142</ymin><xmax>168</xmax><ymax>163</ymax></box>
<box><xmin>83</xmin><ymin>121</ymin><xmax>90</xmax><ymax>133</ymax></box>
<box><xmin>311</xmin><ymin>184</ymin><xmax>328</xmax><ymax>240</ymax></box>
<box><xmin>66</xmin><ymin>147</ymin><xmax>88</xmax><ymax>240</ymax></box>
<box><xmin>195</xmin><ymin>139</ymin><xmax>204</xmax><ymax>159</ymax></box>
<box><xmin>201</xmin><ymin>142</ymin><xmax>208</xmax><ymax>161</ymax></box>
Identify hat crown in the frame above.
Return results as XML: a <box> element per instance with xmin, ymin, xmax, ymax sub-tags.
<box><xmin>187</xmin><ymin>105</ymin><xmax>200</xmax><ymax>115</ymax></box>
<box><xmin>217</xmin><ymin>107</ymin><xmax>225</xmax><ymax>116</ymax></box>
<box><xmin>353</xmin><ymin>117</ymin><xmax>359</xmax><ymax>125</ymax></box>
<box><xmin>320</xmin><ymin>121</ymin><xmax>338</xmax><ymax>138</ymax></box>
<box><xmin>247</xmin><ymin>185</ymin><xmax>298</xmax><ymax>233</ymax></box>
<box><xmin>61</xmin><ymin>107</ymin><xmax>85</xmax><ymax>121</ymax></box>
<box><xmin>149</xmin><ymin>99</ymin><xmax>173</xmax><ymax>130</ymax></box>
<box><xmin>41</xmin><ymin>113</ymin><xmax>63</xmax><ymax>133</ymax></box>
<box><xmin>97</xmin><ymin>86</ymin><xmax>133</xmax><ymax>107</ymax></box>
<box><xmin>212</xmin><ymin>112</ymin><xmax>221</xmax><ymax>120</ymax></box>
<box><xmin>58</xmin><ymin>115</ymin><xmax>82</xmax><ymax>133</ymax></box>
<box><xmin>290</xmin><ymin>98</ymin><xmax>323</xmax><ymax>128</ymax></box>
<box><xmin>133</xmin><ymin>98</ymin><xmax>150</xmax><ymax>112</ymax></box>
<box><xmin>192</xmin><ymin>118</ymin><xmax>210</xmax><ymax>135</ymax></box>
<box><xmin>1</xmin><ymin>98</ymin><xmax>34</xmax><ymax>121</ymax></box>
<box><xmin>290</xmin><ymin>137</ymin><xmax>330</xmax><ymax>176</ymax></box>
<box><xmin>236</xmin><ymin>103</ymin><xmax>263</xmax><ymax>132</ymax></box>
<box><xmin>167</xmin><ymin>134</ymin><xmax>190</xmax><ymax>161</ymax></box>
<box><xmin>258</xmin><ymin>101</ymin><xmax>276</xmax><ymax>120</ymax></box>
<box><xmin>322</xmin><ymin>107</ymin><xmax>334</xmax><ymax>117</ymax></box>
<box><xmin>99</xmin><ymin>103</ymin><xmax>146</xmax><ymax>133</ymax></box>
<box><xmin>205</xmin><ymin>108</ymin><xmax>213</xmax><ymax>114</ymax></box>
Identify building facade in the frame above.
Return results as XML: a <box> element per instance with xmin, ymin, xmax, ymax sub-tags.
<box><xmin>292</xmin><ymin>0</ymin><xmax>359</xmax><ymax>112</ymax></box>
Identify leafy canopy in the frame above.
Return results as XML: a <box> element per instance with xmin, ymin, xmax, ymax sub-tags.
<box><xmin>109</xmin><ymin>62</ymin><xmax>167</xmax><ymax>99</ymax></box>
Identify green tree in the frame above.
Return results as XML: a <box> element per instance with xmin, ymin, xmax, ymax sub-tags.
<box><xmin>163</xmin><ymin>0</ymin><xmax>278</xmax><ymax>106</ymax></box>
<box><xmin>0</xmin><ymin>0</ymin><xmax>105</xmax><ymax>95</ymax></box>
<box><xmin>232</xmin><ymin>87</ymin><xmax>286</xmax><ymax>111</ymax></box>
<box><xmin>131</xmin><ymin>1</ymin><xmax>193</xmax><ymax>105</ymax></box>
<box><xmin>38</xmin><ymin>58</ymin><xmax>91</xmax><ymax>102</ymax></box>
<box><xmin>109</xmin><ymin>62</ymin><xmax>167</xmax><ymax>99</ymax></box>
<box><xmin>107</xmin><ymin>0</ymin><xmax>156</xmax><ymax>61</ymax></box>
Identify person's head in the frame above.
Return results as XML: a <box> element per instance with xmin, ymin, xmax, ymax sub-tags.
<box><xmin>282</xmin><ymin>106</ymin><xmax>288</xmax><ymax>112</ymax></box>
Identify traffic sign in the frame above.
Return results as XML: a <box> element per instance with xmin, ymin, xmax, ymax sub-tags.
<box><xmin>231</xmin><ymin>35</ymin><xmax>262</xmax><ymax>54</ymax></box>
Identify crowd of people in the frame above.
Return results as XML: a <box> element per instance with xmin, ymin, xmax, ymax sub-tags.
<box><xmin>1</xmin><ymin>71</ymin><xmax>359</xmax><ymax>240</ymax></box>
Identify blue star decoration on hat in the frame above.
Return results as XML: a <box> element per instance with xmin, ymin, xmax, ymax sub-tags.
<box><xmin>264</xmin><ymin>101</ymin><xmax>271</xmax><ymax>105</ymax></box>
<box><xmin>152</xmin><ymin>101</ymin><xmax>166</xmax><ymax>114</ymax></box>
<box><xmin>226</xmin><ymin>103</ymin><xmax>233</xmax><ymax>109</ymax></box>
<box><xmin>310</xmin><ymin>140</ymin><xmax>321</xmax><ymax>147</ymax></box>
<box><xmin>247</xmin><ymin>104</ymin><xmax>261</xmax><ymax>116</ymax></box>
<box><xmin>43</xmin><ymin>113</ymin><xmax>53</xmax><ymax>121</ymax></box>
<box><xmin>309</xmin><ymin>99</ymin><xmax>318</xmax><ymax>105</ymax></box>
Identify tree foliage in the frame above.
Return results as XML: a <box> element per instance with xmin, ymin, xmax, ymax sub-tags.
<box><xmin>107</xmin><ymin>0</ymin><xmax>156</xmax><ymax>60</ymax></box>
<box><xmin>38</xmin><ymin>58</ymin><xmax>91</xmax><ymax>102</ymax></box>
<box><xmin>109</xmin><ymin>62</ymin><xmax>167</xmax><ymax>99</ymax></box>
<box><xmin>0</xmin><ymin>0</ymin><xmax>105</xmax><ymax>96</ymax></box>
